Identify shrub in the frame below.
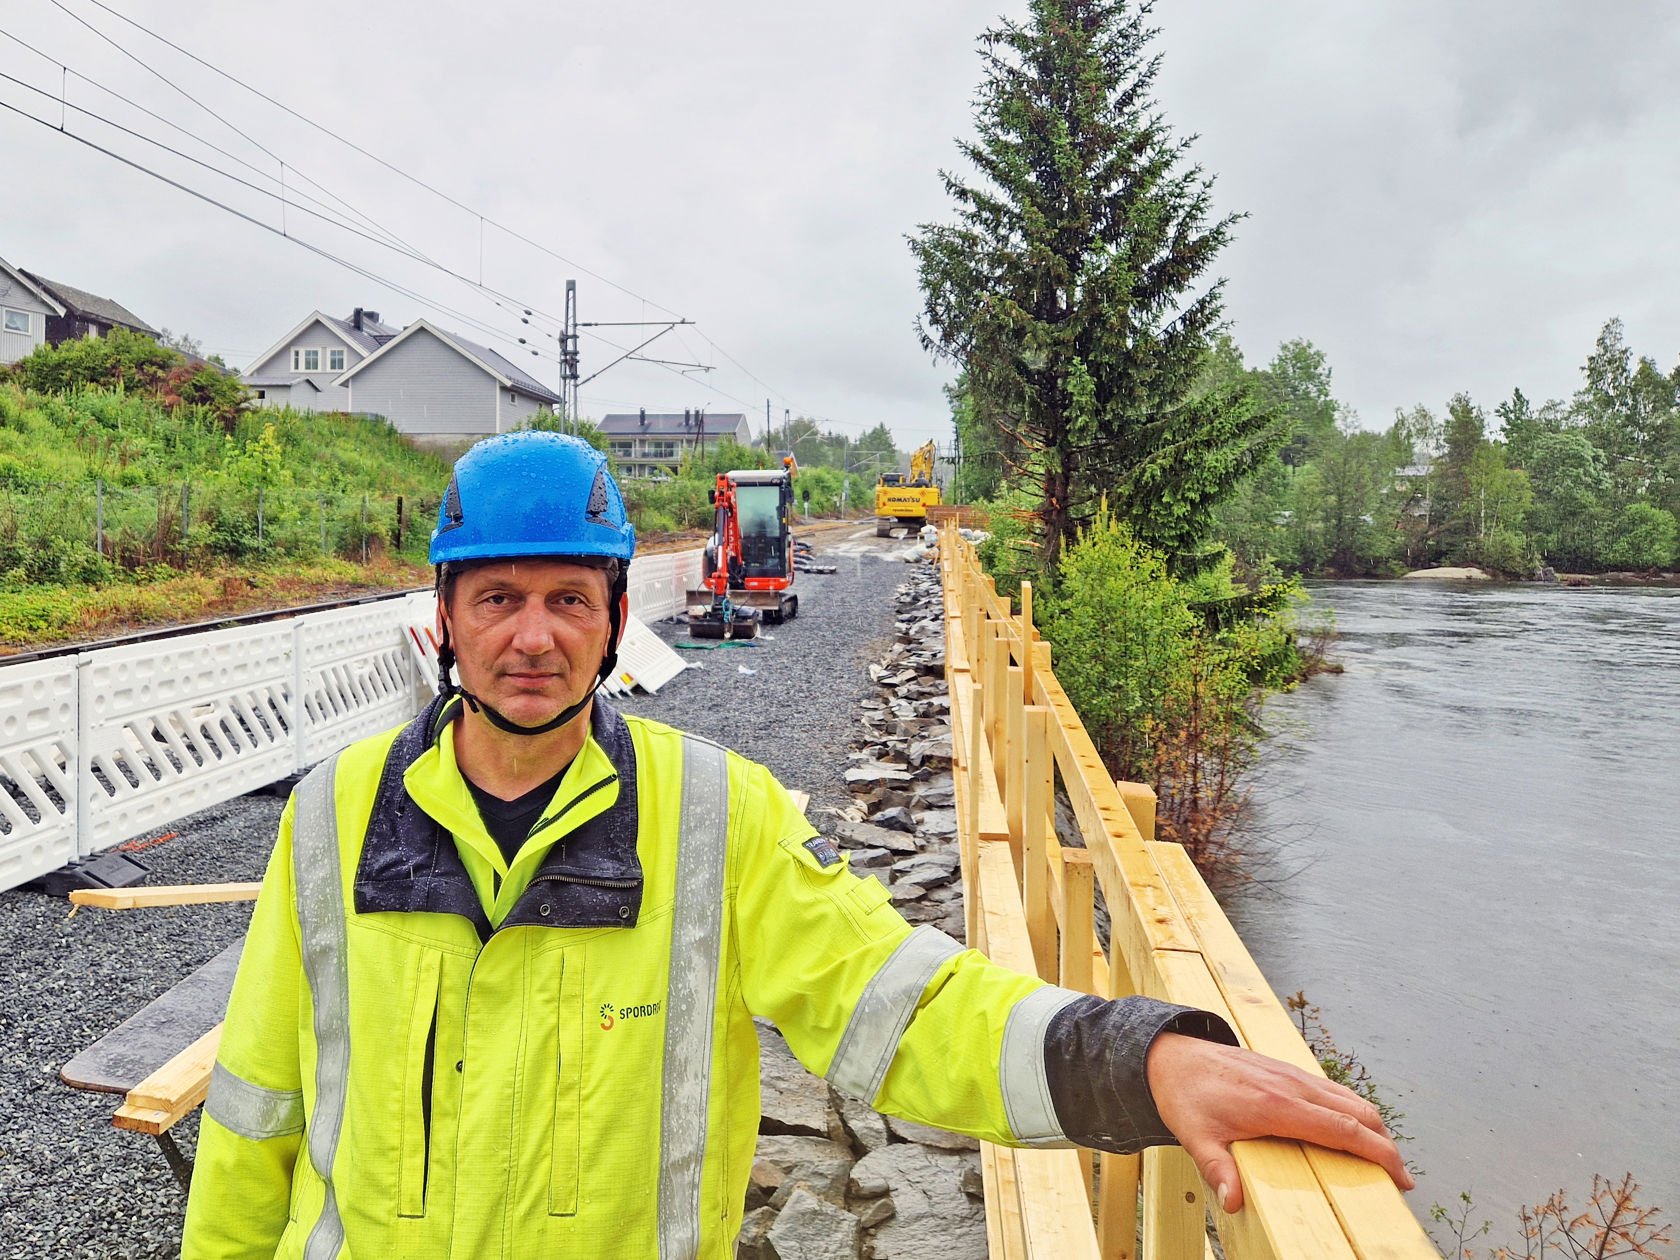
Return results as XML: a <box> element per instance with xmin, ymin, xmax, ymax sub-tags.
<box><xmin>1604</xmin><ymin>503</ymin><xmax>1679</xmax><ymax>572</ymax></box>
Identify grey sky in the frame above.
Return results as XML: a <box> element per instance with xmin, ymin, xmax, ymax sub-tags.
<box><xmin>1</xmin><ymin>2</ymin><xmax>1676</xmax><ymax>450</ymax></box>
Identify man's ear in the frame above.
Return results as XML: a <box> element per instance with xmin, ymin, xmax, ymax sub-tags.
<box><xmin>614</xmin><ymin>591</ymin><xmax>630</xmax><ymax>651</ymax></box>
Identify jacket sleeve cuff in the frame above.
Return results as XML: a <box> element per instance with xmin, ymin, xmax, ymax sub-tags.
<box><xmin>1042</xmin><ymin>994</ymin><xmax>1238</xmax><ymax>1153</ymax></box>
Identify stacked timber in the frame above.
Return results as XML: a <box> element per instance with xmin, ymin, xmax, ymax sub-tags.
<box><xmin>742</xmin><ymin>564</ymin><xmax>986</xmax><ymax>1260</ymax></box>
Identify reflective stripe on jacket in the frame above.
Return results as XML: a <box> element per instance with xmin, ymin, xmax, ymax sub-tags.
<box><xmin>181</xmin><ymin>698</ymin><xmax>1131</xmax><ymax>1259</ymax></box>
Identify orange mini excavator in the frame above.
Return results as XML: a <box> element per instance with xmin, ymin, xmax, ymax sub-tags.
<box><xmin>686</xmin><ymin>457</ymin><xmax>800</xmax><ymax>640</ymax></box>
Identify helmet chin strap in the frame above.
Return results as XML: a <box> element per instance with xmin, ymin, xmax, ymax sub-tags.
<box><xmin>437</xmin><ymin>570</ymin><xmax>627</xmax><ymax>740</ymax></box>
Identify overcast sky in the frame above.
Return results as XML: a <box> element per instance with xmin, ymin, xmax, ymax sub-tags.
<box><xmin>2</xmin><ymin>1</ymin><xmax>1677</xmax><ymax>450</ymax></box>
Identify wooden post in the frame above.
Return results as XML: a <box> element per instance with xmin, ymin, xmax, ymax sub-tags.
<box><xmin>965</xmin><ymin>684</ymin><xmax>986</xmax><ymax>947</ymax></box>
<box><xmin>1142</xmin><ymin>1146</ymin><xmax>1205</xmax><ymax>1259</ymax></box>
<box><xmin>1020</xmin><ymin>580</ymin><xmax>1035</xmax><ymax>706</ymax></box>
<box><xmin>1098</xmin><ymin>1151</ymin><xmax>1141</xmax><ymax>1260</ymax></box>
<box><xmin>1004</xmin><ymin>663</ymin><xmax>1026</xmax><ymax>878</ymax></box>
<box><xmin>1022</xmin><ymin>705</ymin><xmax>1054</xmax><ymax>979</ymax></box>
<box><xmin>1058</xmin><ymin>847</ymin><xmax>1094</xmax><ymax>993</ymax></box>
<box><xmin>1116</xmin><ymin>779</ymin><xmax>1157</xmax><ymax>842</ymax></box>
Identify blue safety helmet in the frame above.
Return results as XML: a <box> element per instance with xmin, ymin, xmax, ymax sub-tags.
<box><xmin>429</xmin><ymin>431</ymin><xmax>636</xmax><ymax>736</ymax></box>
<box><xmin>430</xmin><ymin>430</ymin><xmax>635</xmax><ymax>565</ymax></box>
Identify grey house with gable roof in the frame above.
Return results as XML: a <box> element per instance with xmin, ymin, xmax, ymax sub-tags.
<box><xmin>242</xmin><ymin>308</ymin><xmax>399</xmax><ymax>412</ymax></box>
<box><xmin>242</xmin><ymin>310</ymin><xmax>561</xmax><ymax>442</ymax></box>
<box><xmin>333</xmin><ymin>319</ymin><xmax>563</xmax><ymax>443</ymax></box>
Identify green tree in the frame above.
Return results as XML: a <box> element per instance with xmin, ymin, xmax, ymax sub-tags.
<box><xmin>946</xmin><ymin>376</ymin><xmax>1006</xmax><ymax>503</ymax></box>
<box><xmin>1603</xmin><ymin>502</ymin><xmax>1678</xmax><ymax>571</ymax></box>
<box><xmin>1309</xmin><ymin>417</ymin><xmax>1397</xmax><ymax>574</ymax></box>
<box><xmin>910</xmin><ymin>0</ymin><xmax>1282</xmax><ymax>573</ymax></box>
<box><xmin>1262</xmin><ymin>339</ymin><xmax>1339</xmax><ymax>467</ymax></box>
<box><xmin>1526</xmin><ymin>430</ymin><xmax>1611</xmax><ymax>570</ymax></box>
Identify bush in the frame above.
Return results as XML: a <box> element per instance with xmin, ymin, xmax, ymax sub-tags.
<box><xmin>1604</xmin><ymin>503</ymin><xmax>1678</xmax><ymax>571</ymax></box>
<box><xmin>6</xmin><ymin>328</ymin><xmax>177</xmax><ymax>395</ymax></box>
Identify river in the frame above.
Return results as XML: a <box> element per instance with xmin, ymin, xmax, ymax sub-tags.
<box><xmin>1227</xmin><ymin>580</ymin><xmax>1680</xmax><ymax>1239</ymax></box>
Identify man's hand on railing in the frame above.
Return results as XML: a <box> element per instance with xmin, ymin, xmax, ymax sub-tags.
<box><xmin>1146</xmin><ymin>1032</ymin><xmax>1415</xmax><ymax>1213</ymax></box>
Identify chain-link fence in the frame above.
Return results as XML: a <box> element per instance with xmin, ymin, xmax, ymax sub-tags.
<box><xmin>0</xmin><ymin>481</ymin><xmax>440</xmax><ymax>586</ymax></box>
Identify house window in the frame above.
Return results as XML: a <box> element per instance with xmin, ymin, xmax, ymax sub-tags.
<box><xmin>328</xmin><ymin>348</ymin><xmax>346</xmax><ymax>372</ymax></box>
<box><xmin>609</xmin><ymin>441</ymin><xmax>633</xmax><ymax>459</ymax></box>
<box><xmin>2</xmin><ymin>309</ymin><xmax>28</xmax><ymax>334</ymax></box>
<box><xmin>644</xmin><ymin>441</ymin><xmax>677</xmax><ymax>460</ymax></box>
<box><xmin>292</xmin><ymin>348</ymin><xmax>322</xmax><ymax>372</ymax></box>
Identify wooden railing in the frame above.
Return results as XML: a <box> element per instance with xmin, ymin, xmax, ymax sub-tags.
<box><xmin>940</xmin><ymin>525</ymin><xmax>1435</xmax><ymax>1260</ymax></box>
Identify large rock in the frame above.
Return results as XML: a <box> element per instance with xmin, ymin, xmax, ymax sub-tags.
<box><xmin>912</xmin><ymin>809</ymin><xmax>958</xmax><ymax>840</ymax></box>
<box><xmin>737</xmin><ymin>1205</ymin><xmax>778</xmax><ymax>1260</ymax></box>
<box><xmin>834</xmin><ymin>821</ymin><xmax>918</xmax><ymax>854</ymax></box>
<box><xmin>871</xmin><ymin>806</ymin><xmax>918</xmax><ymax>833</ymax></box>
<box><xmin>890</xmin><ymin>853</ymin><xmax>959</xmax><ymax>890</ymax></box>
<box><xmin>883</xmin><ymin>1114</ymin><xmax>979</xmax><ymax>1151</ymax></box>
<box><xmin>834</xmin><ymin>1093</ymin><xmax>891</xmax><ymax>1153</ymax></box>
<box><xmin>754</xmin><ymin>1134</ymin><xmax>856</xmax><ymax>1180</ymax></box>
<box><xmin>766</xmin><ymin>1189</ymin><xmax>861</xmax><ymax>1260</ymax></box>
<box><xmin>758</xmin><ymin>1023</ymin><xmax>830</xmax><ymax>1138</ymax></box>
<box><xmin>769</xmin><ymin>1157</ymin><xmax>854</xmax><ymax>1210</ymax></box>
<box><xmin>849</xmin><ymin>1145</ymin><xmax>987</xmax><ymax>1260</ymax></box>
<box><xmin>905</xmin><ymin>736</ymin><xmax>953</xmax><ymax>771</ymax></box>
<box><xmin>845</xmin><ymin>761</ymin><xmax>913</xmax><ymax>792</ymax></box>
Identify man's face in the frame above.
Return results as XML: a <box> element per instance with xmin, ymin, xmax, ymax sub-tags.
<box><xmin>440</xmin><ymin>558</ymin><xmax>617</xmax><ymax>728</ymax></box>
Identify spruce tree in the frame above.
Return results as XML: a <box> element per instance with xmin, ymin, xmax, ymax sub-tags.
<box><xmin>910</xmin><ymin>0</ymin><xmax>1282</xmax><ymax>571</ymax></box>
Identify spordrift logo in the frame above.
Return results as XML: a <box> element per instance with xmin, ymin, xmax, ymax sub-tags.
<box><xmin>599</xmin><ymin>999</ymin><xmax>662</xmax><ymax>1031</ymax></box>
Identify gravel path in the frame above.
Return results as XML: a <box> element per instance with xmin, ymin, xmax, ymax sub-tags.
<box><xmin>0</xmin><ymin>524</ymin><xmax>912</xmax><ymax>1258</ymax></box>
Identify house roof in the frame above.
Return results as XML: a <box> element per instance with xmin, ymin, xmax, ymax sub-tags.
<box><xmin>600</xmin><ymin>412</ymin><xmax>753</xmax><ymax>439</ymax></box>
<box><xmin>0</xmin><ymin>256</ymin><xmax>66</xmax><ymax>316</ymax></box>
<box><xmin>321</xmin><ymin>310</ymin><xmax>400</xmax><ymax>354</ymax></box>
<box><xmin>333</xmin><ymin>319</ymin><xmax>563</xmax><ymax>404</ymax></box>
<box><xmin>242</xmin><ymin>310</ymin><xmax>379</xmax><ymax>380</ymax></box>
<box><xmin>20</xmin><ymin>271</ymin><xmax>156</xmax><ymax>335</ymax></box>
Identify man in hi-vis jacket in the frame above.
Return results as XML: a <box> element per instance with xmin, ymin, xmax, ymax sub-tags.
<box><xmin>182</xmin><ymin>432</ymin><xmax>1409</xmax><ymax>1259</ymax></box>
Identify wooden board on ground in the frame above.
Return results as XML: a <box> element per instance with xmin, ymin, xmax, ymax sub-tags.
<box><xmin>60</xmin><ymin>941</ymin><xmax>242</xmax><ymax>1096</ymax></box>
<box><xmin>69</xmin><ymin>882</ymin><xmax>261</xmax><ymax>910</ymax></box>
<box><xmin>113</xmin><ymin>1025</ymin><xmax>222</xmax><ymax>1135</ymax></box>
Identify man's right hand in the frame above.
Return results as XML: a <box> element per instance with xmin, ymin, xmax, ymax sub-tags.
<box><xmin>1145</xmin><ymin>1031</ymin><xmax>1415</xmax><ymax>1213</ymax></box>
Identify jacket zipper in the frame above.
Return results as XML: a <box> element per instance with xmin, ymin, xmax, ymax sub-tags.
<box><xmin>420</xmin><ymin>1002</ymin><xmax>437</xmax><ymax>1204</ymax></box>
<box><xmin>527</xmin><ymin>871</ymin><xmax>639</xmax><ymax>890</ymax></box>
<box><xmin>525</xmin><ymin>772</ymin><xmax>618</xmax><ymax>841</ymax></box>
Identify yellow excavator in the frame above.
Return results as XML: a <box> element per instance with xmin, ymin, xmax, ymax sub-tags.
<box><xmin>874</xmin><ymin>440</ymin><xmax>941</xmax><ymax>537</ymax></box>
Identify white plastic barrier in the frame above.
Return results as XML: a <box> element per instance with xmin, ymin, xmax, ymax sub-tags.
<box><xmin>0</xmin><ymin>553</ymin><xmax>705</xmax><ymax>894</ymax></box>
<box><xmin>0</xmin><ymin>594</ymin><xmax>433</xmax><ymax>894</ymax></box>
<box><xmin>627</xmin><ymin>548</ymin><xmax>704</xmax><ymax>622</ymax></box>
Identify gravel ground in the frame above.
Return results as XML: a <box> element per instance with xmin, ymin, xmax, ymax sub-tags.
<box><xmin>0</xmin><ymin>524</ymin><xmax>915</xmax><ymax>1258</ymax></box>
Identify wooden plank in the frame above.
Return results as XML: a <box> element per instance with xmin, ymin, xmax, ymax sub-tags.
<box><xmin>1116</xmin><ymin>781</ymin><xmax>1157</xmax><ymax>843</ymax></box>
<box><xmin>113</xmin><ymin>1024</ymin><xmax>221</xmax><ymax>1135</ymax></box>
<box><xmin>1022</xmin><ymin>705</ymin><xmax>1055</xmax><ymax>979</ymax></box>
<box><xmin>788</xmin><ymin>790</ymin><xmax>810</xmax><ymax>815</ymax></box>
<box><xmin>982</xmin><ymin>1141</ymin><xmax>1030</xmax><ymax>1260</ymax></box>
<box><xmin>1014</xmin><ymin>1148</ymin><xmax>1101</xmax><ymax>1260</ymax></box>
<box><xmin>60</xmin><ymin>941</ymin><xmax>242</xmax><ymax>1094</ymax></box>
<box><xmin>1142</xmin><ymin>1145</ymin><xmax>1206</xmax><ymax>1260</ymax></box>
<box><xmin>1058</xmin><ymin>848</ymin><xmax>1095</xmax><ymax>995</ymax></box>
<box><xmin>1098</xmin><ymin>1150</ymin><xmax>1141</xmax><ymax>1260</ymax></box>
<box><xmin>69</xmin><ymin>882</ymin><xmax>261</xmax><ymax>910</ymax></box>
<box><xmin>1004</xmin><ymin>664</ymin><xmax>1026</xmax><ymax>878</ymax></box>
<box><xmin>1149</xmin><ymin>844</ymin><xmax>1437</xmax><ymax>1259</ymax></box>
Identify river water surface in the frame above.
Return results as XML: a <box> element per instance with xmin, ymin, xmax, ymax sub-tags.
<box><xmin>1230</xmin><ymin>581</ymin><xmax>1680</xmax><ymax>1235</ymax></box>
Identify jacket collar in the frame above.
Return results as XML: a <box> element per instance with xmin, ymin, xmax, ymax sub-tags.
<box><xmin>352</xmin><ymin>694</ymin><xmax>643</xmax><ymax>938</ymax></box>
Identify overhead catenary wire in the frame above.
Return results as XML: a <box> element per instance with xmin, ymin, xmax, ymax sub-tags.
<box><xmin>4</xmin><ymin>3</ymin><xmax>869</xmax><ymax>431</ymax></box>
<box><xmin>56</xmin><ymin>0</ymin><xmax>826</xmax><ymax>418</ymax></box>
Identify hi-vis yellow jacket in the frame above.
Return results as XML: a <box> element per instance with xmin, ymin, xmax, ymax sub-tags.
<box><xmin>180</xmin><ymin>697</ymin><xmax>1193</xmax><ymax>1259</ymax></box>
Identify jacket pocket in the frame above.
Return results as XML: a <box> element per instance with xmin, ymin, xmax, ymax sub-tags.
<box><xmin>398</xmin><ymin>950</ymin><xmax>442</xmax><ymax>1218</ymax></box>
<box><xmin>549</xmin><ymin>948</ymin><xmax>583</xmax><ymax>1216</ymax></box>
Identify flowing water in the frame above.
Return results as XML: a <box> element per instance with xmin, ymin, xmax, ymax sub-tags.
<box><xmin>1229</xmin><ymin>580</ymin><xmax>1680</xmax><ymax>1237</ymax></box>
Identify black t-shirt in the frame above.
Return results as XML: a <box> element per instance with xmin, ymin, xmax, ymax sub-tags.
<box><xmin>464</xmin><ymin>766</ymin><xmax>570</xmax><ymax>868</ymax></box>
